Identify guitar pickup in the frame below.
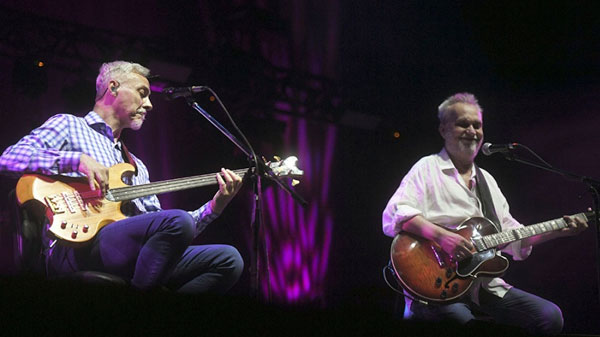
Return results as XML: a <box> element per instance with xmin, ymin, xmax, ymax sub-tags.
<box><xmin>45</xmin><ymin>195</ymin><xmax>65</xmax><ymax>214</ymax></box>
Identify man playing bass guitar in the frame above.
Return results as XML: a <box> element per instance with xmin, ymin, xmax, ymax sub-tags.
<box><xmin>0</xmin><ymin>61</ymin><xmax>244</xmax><ymax>293</ymax></box>
<box><xmin>382</xmin><ymin>92</ymin><xmax>588</xmax><ymax>335</ymax></box>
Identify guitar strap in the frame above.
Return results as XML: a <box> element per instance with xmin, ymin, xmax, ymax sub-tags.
<box><xmin>474</xmin><ymin>165</ymin><xmax>501</xmax><ymax>232</ymax></box>
<box><xmin>119</xmin><ymin>141</ymin><xmax>138</xmax><ymax>176</ymax></box>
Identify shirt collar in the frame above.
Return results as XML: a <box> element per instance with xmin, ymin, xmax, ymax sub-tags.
<box><xmin>84</xmin><ymin>111</ymin><xmax>116</xmax><ymax>142</ymax></box>
<box><xmin>437</xmin><ymin>148</ymin><xmax>476</xmax><ymax>180</ymax></box>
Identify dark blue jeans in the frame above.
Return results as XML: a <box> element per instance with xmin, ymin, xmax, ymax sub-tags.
<box><xmin>408</xmin><ymin>287</ymin><xmax>564</xmax><ymax>335</ymax></box>
<box><xmin>47</xmin><ymin>209</ymin><xmax>243</xmax><ymax>294</ymax></box>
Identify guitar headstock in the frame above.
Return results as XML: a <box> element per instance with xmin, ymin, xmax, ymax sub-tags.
<box><xmin>266</xmin><ymin>156</ymin><xmax>304</xmax><ymax>185</ymax></box>
<box><xmin>583</xmin><ymin>208</ymin><xmax>597</xmax><ymax>224</ymax></box>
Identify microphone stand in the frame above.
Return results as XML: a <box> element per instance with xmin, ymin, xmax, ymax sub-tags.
<box><xmin>183</xmin><ymin>95</ymin><xmax>306</xmax><ymax>300</ymax></box>
<box><xmin>501</xmin><ymin>151</ymin><xmax>600</xmax><ymax>303</ymax></box>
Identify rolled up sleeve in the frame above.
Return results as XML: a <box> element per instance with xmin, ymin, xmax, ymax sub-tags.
<box><xmin>382</xmin><ymin>167</ymin><xmax>425</xmax><ymax>237</ymax></box>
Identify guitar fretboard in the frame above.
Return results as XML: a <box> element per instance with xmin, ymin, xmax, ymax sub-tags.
<box><xmin>478</xmin><ymin>212</ymin><xmax>587</xmax><ymax>251</ymax></box>
<box><xmin>106</xmin><ymin>168</ymin><xmax>250</xmax><ymax>201</ymax></box>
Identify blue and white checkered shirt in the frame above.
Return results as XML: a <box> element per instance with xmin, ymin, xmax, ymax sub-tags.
<box><xmin>0</xmin><ymin>111</ymin><xmax>219</xmax><ymax>236</ymax></box>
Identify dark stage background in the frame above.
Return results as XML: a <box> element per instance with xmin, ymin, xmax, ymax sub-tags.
<box><xmin>0</xmin><ymin>1</ymin><xmax>599</xmax><ymax>335</ymax></box>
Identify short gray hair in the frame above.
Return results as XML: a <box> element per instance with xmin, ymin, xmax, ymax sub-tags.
<box><xmin>437</xmin><ymin>92</ymin><xmax>482</xmax><ymax>123</ymax></box>
<box><xmin>95</xmin><ymin>61</ymin><xmax>150</xmax><ymax>100</ymax></box>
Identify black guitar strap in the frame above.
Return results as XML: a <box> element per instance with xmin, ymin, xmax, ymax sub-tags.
<box><xmin>474</xmin><ymin>165</ymin><xmax>501</xmax><ymax>232</ymax></box>
<box><xmin>118</xmin><ymin>141</ymin><xmax>138</xmax><ymax>176</ymax></box>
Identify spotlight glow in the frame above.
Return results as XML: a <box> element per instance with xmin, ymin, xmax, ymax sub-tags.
<box><xmin>262</xmin><ymin>115</ymin><xmax>336</xmax><ymax>304</ymax></box>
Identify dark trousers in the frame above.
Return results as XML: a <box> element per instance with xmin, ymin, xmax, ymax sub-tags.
<box><xmin>408</xmin><ymin>287</ymin><xmax>564</xmax><ymax>335</ymax></box>
<box><xmin>47</xmin><ymin>209</ymin><xmax>243</xmax><ymax>294</ymax></box>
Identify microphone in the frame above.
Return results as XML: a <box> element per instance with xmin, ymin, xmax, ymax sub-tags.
<box><xmin>481</xmin><ymin>142</ymin><xmax>518</xmax><ymax>156</ymax></box>
<box><xmin>162</xmin><ymin>86</ymin><xmax>208</xmax><ymax>100</ymax></box>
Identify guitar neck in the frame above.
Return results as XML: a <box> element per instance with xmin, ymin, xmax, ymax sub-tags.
<box><xmin>477</xmin><ymin>212</ymin><xmax>589</xmax><ymax>251</ymax></box>
<box><xmin>106</xmin><ymin>168</ymin><xmax>250</xmax><ymax>202</ymax></box>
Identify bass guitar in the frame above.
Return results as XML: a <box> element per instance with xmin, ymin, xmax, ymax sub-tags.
<box><xmin>389</xmin><ymin>212</ymin><xmax>590</xmax><ymax>303</ymax></box>
<box><xmin>16</xmin><ymin>156</ymin><xmax>303</xmax><ymax>244</ymax></box>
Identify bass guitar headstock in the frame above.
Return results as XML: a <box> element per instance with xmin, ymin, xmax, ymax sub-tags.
<box><xmin>265</xmin><ymin>156</ymin><xmax>304</xmax><ymax>186</ymax></box>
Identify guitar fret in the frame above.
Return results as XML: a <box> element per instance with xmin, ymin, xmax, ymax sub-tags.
<box><xmin>487</xmin><ymin>230</ymin><xmax>515</xmax><ymax>247</ymax></box>
<box><xmin>483</xmin><ymin>236</ymin><xmax>492</xmax><ymax>249</ymax></box>
<box><xmin>532</xmin><ymin>225</ymin><xmax>540</xmax><ymax>235</ymax></box>
<box><xmin>505</xmin><ymin>231</ymin><xmax>515</xmax><ymax>243</ymax></box>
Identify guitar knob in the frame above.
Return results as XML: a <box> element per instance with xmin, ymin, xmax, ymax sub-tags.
<box><xmin>446</xmin><ymin>268</ymin><xmax>453</xmax><ymax>278</ymax></box>
<box><xmin>61</xmin><ymin>221</ymin><xmax>67</xmax><ymax>229</ymax></box>
<box><xmin>440</xmin><ymin>290</ymin><xmax>447</xmax><ymax>299</ymax></box>
<box><xmin>71</xmin><ymin>230</ymin><xmax>78</xmax><ymax>239</ymax></box>
<box><xmin>82</xmin><ymin>225</ymin><xmax>89</xmax><ymax>233</ymax></box>
<box><xmin>435</xmin><ymin>277</ymin><xmax>442</xmax><ymax>288</ymax></box>
<box><xmin>451</xmin><ymin>283</ymin><xmax>459</xmax><ymax>293</ymax></box>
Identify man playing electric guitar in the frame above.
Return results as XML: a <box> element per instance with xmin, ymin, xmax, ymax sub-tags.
<box><xmin>0</xmin><ymin>61</ymin><xmax>244</xmax><ymax>293</ymax></box>
<box><xmin>382</xmin><ymin>93</ymin><xmax>588</xmax><ymax>335</ymax></box>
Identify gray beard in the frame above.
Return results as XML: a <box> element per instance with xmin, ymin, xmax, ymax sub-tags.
<box><xmin>458</xmin><ymin>141</ymin><xmax>479</xmax><ymax>157</ymax></box>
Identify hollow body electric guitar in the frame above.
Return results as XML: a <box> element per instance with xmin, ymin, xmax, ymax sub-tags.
<box><xmin>15</xmin><ymin>156</ymin><xmax>303</xmax><ymax>244</ymax></box>
<box><xmin>389</xmin><ymin>212</ymin><xmax>591</xmax><ymax>303</ymax></box>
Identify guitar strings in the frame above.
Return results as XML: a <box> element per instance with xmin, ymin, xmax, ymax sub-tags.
<box><xmin>480</xmin><ymin>216</ymin><xmax>575</xmax><ymax>250</ymax></box>
<box><xmin>108</xmin><ymin>168</ymin><xmax>249</xmax><ymax>201</ymax></box>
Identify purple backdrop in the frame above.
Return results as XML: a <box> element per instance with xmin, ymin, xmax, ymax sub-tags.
<box><xmin>0</xmin><ymin>1</ymin><xmax>599</xmax><ymax>334</ymax></box>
